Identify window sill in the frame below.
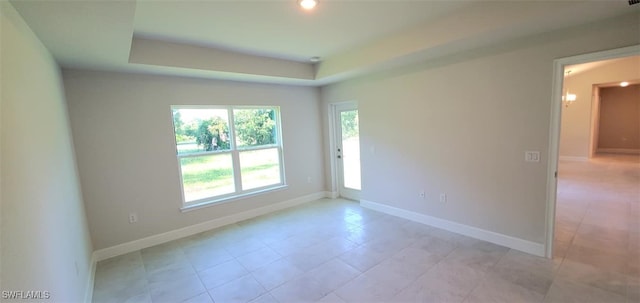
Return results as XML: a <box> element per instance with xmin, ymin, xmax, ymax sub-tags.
<box><xmin>180</xmin><ymin>185</ymin><xmax>288</xmax><ymax>213</ymax></box>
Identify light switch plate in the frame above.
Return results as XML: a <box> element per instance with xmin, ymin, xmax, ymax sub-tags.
<box><xmin>525</xmin><ymin>151</ymin><xmax>540</xmax><ymax>162</ymax></box>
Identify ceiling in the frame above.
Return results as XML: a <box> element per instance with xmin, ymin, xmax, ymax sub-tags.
<box><xmin>566</xmin><ymin>56</ymin><xmax>640</xmax><ymax>78</ymax></box>
<box><xmin>9</xmin><ymin>0</ymin><xmax>640</xmax><ymax>86</ymax></box>
<box><xmin>565</xmin><ymin>56</ymin><xmax>640</xmax><ymax>87</ymax></box>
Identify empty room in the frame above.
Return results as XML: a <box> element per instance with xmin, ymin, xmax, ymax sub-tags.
<box><xmin>1</xmin><ymin>1</ymin><xmax>639</xmax><ymax>302</ymax></box>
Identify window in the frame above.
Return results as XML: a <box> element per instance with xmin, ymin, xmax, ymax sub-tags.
<box><xmin>171</xmin><ymin>106</ymin><xmax>285</xmax><ymax>207</ymax></box>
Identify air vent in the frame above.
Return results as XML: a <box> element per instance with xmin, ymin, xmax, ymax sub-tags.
<box><xmin>630</xmin><ymin>0</ymin><xmax>640</xmax><ymax>5</ymax></box>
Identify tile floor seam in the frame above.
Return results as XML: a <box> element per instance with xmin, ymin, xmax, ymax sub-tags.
<box><xmin>392</xmin><ymin>269</ymin><xmax>429</xmax><ymax>302</ymax></box>
<box><xmin>139</xmin><ymin>253</ymin><xmax>154</xmax><ymax>303</ymax></box>
<box><xmin>191</xmin><ymin>258</ymin><xmax>213</xmax><ymax>302</ymax></box>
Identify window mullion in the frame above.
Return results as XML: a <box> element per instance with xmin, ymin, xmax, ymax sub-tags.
<box><xmin>228</xmin><ymin>107</ymin><xmax>243</xmax><ymax>192</ymax></box>
<box><xmin>278</xmin><ymin>147</ymin><xmax>285</xmax><ymax>186</ymax></box>
<box><xmin>231</xmin><ymin>150</ymin><xmax>242</xmax><ymax>192</ymax></box>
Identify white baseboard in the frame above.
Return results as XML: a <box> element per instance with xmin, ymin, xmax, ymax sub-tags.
<box><xmin>93</xmin><ymin>192</ymin><xmax>326</xmax><ymax>261</ymax></box>
<box><xmin>360</xmin><ymin>200</ymin><xmax>545</xmax><ymax>257</ymax></box>
<box><xmin>597</xmin><ymin>148</ymin><xmax>640</xmax><ymax>155</ymax></box>
<box><xmin>84</xmin><ymin>253</ymin><xmax>97</xmax><ymax>303</ymax></box>
<box><xmin>559</xmin><ymin>156</ymin><xmax>588</xmax><ymax>162</ymax></box>
<box><xmin>325</xmin><ymin>191</ymin><xmax>339</xmax><ymax>199</ymax></box>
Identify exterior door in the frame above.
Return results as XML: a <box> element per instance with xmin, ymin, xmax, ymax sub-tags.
<box><xmin>335</xmin><ymin>103</ymin><xmax>361</xmax><ymax>200</ymax></box>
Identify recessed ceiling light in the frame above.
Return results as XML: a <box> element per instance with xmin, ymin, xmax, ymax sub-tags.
<box><xmin>310</xmin><ymin>56</ymin><xmax>321</xmax><ymax>63</ymax></box>
<box><xmin>298</xmin><ymin>0</ymin><xmax>318</xmax><ymax>10</ymax></box>
<box><xmin>620</xmin><ymin>81</ymin><xmax>629</xmax><ymax>87</ymax></box>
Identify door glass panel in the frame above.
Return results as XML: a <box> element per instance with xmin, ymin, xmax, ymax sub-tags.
<box><xmin>341</xmin><ymin>110</ymin><xmax>361</xmax><ymax>190</ymax></box>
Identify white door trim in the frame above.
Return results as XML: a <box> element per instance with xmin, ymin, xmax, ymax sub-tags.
<box><xmin>329</xmin><ymin>101</ymin><xmax>360</xmax><ymax>200</ymax></box>
<box><xmin>328</xmin><ymin>103</ymin><xmax>339</xmax><ymax>197</ymax></box>
<box><xmin>545</xmin><ymin>44</ymin><xmax>640</xmax><ymax>258</ymax></box>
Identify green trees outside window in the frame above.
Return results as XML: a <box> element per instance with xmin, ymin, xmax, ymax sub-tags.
<box><xmin>171</xmin><ymin>107</ymin><xmax>283</xmax><ymax>204</ymax></box>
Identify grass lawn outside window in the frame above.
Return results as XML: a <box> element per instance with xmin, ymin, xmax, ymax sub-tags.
<box><xmin>171</xmin><ymin>106</ymin><xmax>285</xmax><ymax>209</ymax></box>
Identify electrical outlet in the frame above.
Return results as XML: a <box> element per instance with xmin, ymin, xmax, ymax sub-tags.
<box><xmin>439</xmin><ymin>193</ymin><xmax>447</xmax><ymax>203</ymax></box>
<box><xmin>307</xmin><ymin>176</ymin><xmax>312</xmax><ymax>183</ymax></box>
<box><xmin>419</xmin><ymin>190</ymin><xmax>425</xmax><ymax>198</ymax></box>
<box><xmin>129</xmin><ymin>212</ymin><xmax>138</xmax><ymax>223</ymax></box>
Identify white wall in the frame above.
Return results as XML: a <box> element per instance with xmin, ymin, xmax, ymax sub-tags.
<box><xmin>321</xmin><ymin>14</ymin><xmax>639</xmax><ymax>246</ymax></box>
<box><xmin>0</xmin><ymin>2</ymin><xmax>93</xmax><ymax>302</ymax></box>
<box><xmin>560</xmin><ymin>56</ymin><xmax>640</xmax><ymax>158</ymax></box>
<box><xmin>63</xmin><ymin>70</ymin><xmax>324</xmax><ymax>250</ymax></box>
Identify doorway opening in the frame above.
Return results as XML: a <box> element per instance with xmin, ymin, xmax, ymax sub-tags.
<box><xmin>545</xmin><ymin>45</ymin><xmax>640</xmax><ymax>258</ymax></box>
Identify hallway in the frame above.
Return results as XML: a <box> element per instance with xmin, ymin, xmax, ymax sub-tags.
<box><xmin>554</xmin><ymin>154</ymin><xmax>639</xmax><ymax>301</ymax></box>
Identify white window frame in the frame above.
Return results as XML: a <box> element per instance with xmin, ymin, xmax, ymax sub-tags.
<box><xmin>171</xmin><ymin>105</ymin><xmax>286</xmax><ymax>211</ymax></box>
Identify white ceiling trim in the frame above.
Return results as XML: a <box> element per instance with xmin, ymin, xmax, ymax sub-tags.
<box><xmin>129</xmin><ymin>37</ymin><xmax>315</xmax><ymax>80</ymax></box>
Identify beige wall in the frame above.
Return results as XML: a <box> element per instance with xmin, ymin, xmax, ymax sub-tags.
<box><xmin>0</xmin><ymin>2</ymin><xmax>93</xmax><ymax>302</ymax></box>
<box><xmin>63</xmin><ymin>71</ymin><xmax>324</xmax><ymax>250</ymax></box>
<box><xmin>560</xmin><ymin>56</ymin><xmax>640</xmax><ymax>158</ymax></box>
<box><xmin>598</xmin><ymin>84</ymin><xmax>640</xmax><ymax>151</ymax></box>
<box><xmin>321</xmin><ymin>14</ymin><xmax>639</xmax><ymax>245</ymax></box>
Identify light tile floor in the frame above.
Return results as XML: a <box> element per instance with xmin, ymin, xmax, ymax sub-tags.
<box><xmin>93</xmin><ymin>154</ymin><xmax>639</xmax><ymax>303</ymax></box>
